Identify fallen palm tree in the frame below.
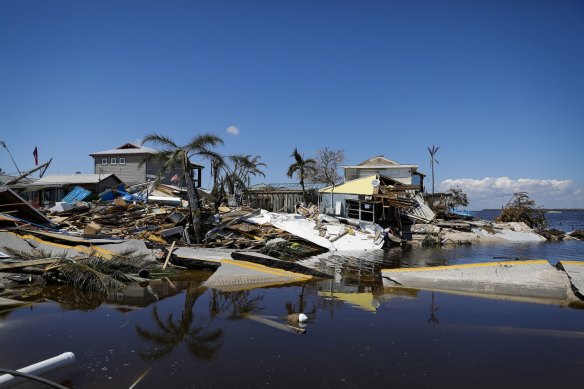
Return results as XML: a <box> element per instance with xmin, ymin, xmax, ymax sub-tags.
<box><xmin>40</xmin><ymin>249</ymin><xmax>166</xmax><ymax>295</ymax></box>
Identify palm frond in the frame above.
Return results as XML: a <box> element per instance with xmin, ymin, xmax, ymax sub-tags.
<box><xmin>142</xmin><ymin>133</ymin><xmax>179</xmax><ymax>150</ymax></box>
<box><xmin>185</xmin><ymin>133</ymin><xmax>224</xmax><ymax>153</ymax></box>
<box><xmin>291</xmin><ymin>148</ymin><xmax>302</xmax><ymax>164</ymax></box>
<box><xmin>286</xmin><ymin>164</ymin><xmax>298</xmax><ymax>178</ymax></box>
<box><xmin>44</xmin><ymin>259</ymin><xmax>126</xmax><ymax>294</ymax></box>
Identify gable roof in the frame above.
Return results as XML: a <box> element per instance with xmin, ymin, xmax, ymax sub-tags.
<box><xmin>90</xmin><ymin>142</ymin><xmax>156</xmax><ymax>156</ymax></box>
<box><xmin>342</xmin><ymin>155</ymin><xmax>418</xmax><ymax>170</ymax></box>
<box><xmin>358</xmin><ymin>155</ymin><xmax>399</xmax><ymax>166</ymax></box>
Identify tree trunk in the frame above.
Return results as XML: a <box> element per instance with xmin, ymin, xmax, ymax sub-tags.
<box><xmin>431</xmin><ymin>161</ymin><xmax>435</xmax><ymax>195</ymax></box>
<box><xmin>300</xmin><ymin>177</ymin><xmax>307</xmax><ymax>205</ymax></box>
<box><xmin>330</xmin><ymin>184</ymin><xmax>335</xmax><ymax>215</ymax></box>
<box><xmin>184</xmin><ymin>155</ymin><xmax>203</xmax><ymax>244</ymax></box>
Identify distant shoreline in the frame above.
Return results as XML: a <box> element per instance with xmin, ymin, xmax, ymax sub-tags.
<box><xmin>477</xmin><ymin>209</ymin><xmax>584</xmax><ymax>212</ymax></box>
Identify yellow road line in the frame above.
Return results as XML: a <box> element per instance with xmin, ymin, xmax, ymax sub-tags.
<box><xmin>381</xmin><ymin>260</ymin><xmax>549</xmax><ymax>273</ymax></box>
<box><xmin>559</xmin><ymin>260</ymin><xmax>584</xmax><ymax>266</ymax></box>
<box><xmin>221</xmin><ymin>259</ymin><xmax>312</xmax><ymax>280</ymax></box>
<box><xmin>10</xmin><ymin>232</ymin><xmax>114</xmax><ymax>259</ymax></box>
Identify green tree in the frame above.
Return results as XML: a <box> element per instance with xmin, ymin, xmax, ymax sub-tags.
<box><xmin>447</xmin><ymin>187</ymin><xmax>469</xmax><ymax>208</ymax></box>
<box><xmin>141</xmin><ymin>133</ymin><xmax>224</xmax><ymax>243</ymax></box>
<box><xmin>225</xmin><ymin>154</ymin><xmax>266</xmax><ymax>195</ymax></box>
<box><xmin>287</xmin><ymin>148</ymin><xmax>316</xmax><ymax>205</ymax></box>
<box><xmin>210</xmin><ymin>154</ymin><xmax>266</xmax><ymax>209</ymax></box>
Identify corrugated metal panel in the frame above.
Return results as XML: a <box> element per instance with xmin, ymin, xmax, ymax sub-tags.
<box><xmin>405</xmin><ymin>194</ymin><xmax>436</xmax><ymax>223</ymax></box>
<box><xmin>62</xmin><ymin>186</ymin><xmax>93</xmax><ymax>203</ymax></box>
<box><xmin>320</xmin><ymin>175</ymin><xmax>376</xmax><ymax>195</ymax></box>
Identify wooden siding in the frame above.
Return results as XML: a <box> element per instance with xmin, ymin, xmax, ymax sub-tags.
<box><xmin>93</xmin><ymin>155</ymin><xmax>201</xmax><ymax>186</ymax></box>
<box><xmin>94</xmin><ymin>154</ymin><xmax>147</xmax><ymax>185</ymax></box>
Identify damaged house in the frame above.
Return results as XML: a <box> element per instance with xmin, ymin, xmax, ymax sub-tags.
<box><xmin>90</xmin><ymin>142</ymin><xmax>204</xmax><ymax>187</ymax></box>
<box><xmin>319</xmin><ymin>156</ymin><xmax>434</xmax><ymax>226</ymax></box>
<box><xmin>5</xmin><ymin>173</ymin><xmax>123</xmax><ymax>208</ymax></box>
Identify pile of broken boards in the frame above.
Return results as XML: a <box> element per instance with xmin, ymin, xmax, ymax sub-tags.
<box><xmin>47</xmin><ymin>197</ymin><xmax>191</xmax><ymax>244</ymax></box>
<box><xmin>31</xmin><ymin>194</ymin><xmax>388</xmax><ymax>264</ymax></box>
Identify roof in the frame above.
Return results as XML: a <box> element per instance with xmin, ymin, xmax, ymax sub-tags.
<box><xmin>320</xmin><ymin>175</ymin><xmax>378</xmax><ymax>195</ymax></box>
<box><xmin>90</xmin><ymin>142</ymin><xmax>157</xmax><ymax>156</ymax></box>
<box><xmin>320</xmin><ymin>174</ymin><xmax>414</xmax><ymax>195</ymax></box>
<box><xmin>342</xmin><ymin>155</ymin><xmax>418</xmax><ymax>170</ymax></box>
<box><xmin>0</xmin><ymin>174</ymin><xmax>36</xmax><ymax>186</ymax></box>
<box><xmin>35</xmin><ymin>174</ymin><xmax>122</xmax><ymax>185</ymax></box>
<box><xmin>342</xmin><ymin>164</ymin><xmax>419</xmax><ymax>169</ymax></box>
<box><xmin>358</xmin><ymin>155</ymin><xmax>399</xmax><ymax>166</ymax></box>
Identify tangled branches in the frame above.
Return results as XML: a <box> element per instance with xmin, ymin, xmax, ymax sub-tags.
<box><xmin>496</xmin><ymin>192</ymin><xmax>547</xmax><ymax>231</ymax></box>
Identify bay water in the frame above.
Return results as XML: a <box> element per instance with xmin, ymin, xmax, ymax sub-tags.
<box><xmin>1</xmin><ymin>211</ymin><xmax>583</xmax><ymax>388</ymax></box>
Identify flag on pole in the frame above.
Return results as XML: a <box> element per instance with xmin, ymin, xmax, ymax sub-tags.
<box><xmin>33</xmin><ymin>147</ymin><xmax>38</xmax><ymax>166</ymax></box>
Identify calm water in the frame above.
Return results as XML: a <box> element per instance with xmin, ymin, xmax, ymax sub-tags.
<box><xmin>1</xmin><ymin>211</ymin><xmax>583</xmax><ymax>388</ymax></box>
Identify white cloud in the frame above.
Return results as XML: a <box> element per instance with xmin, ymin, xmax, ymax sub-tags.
<box><xmin>226</xmin><ymin>126</ymin><xmax>240</xmax><ymax>136</ymax></box>
<box><xmin>440</xmin><ymin>177</ymin><xmax>583</xmax><ymax>209</ymax></box>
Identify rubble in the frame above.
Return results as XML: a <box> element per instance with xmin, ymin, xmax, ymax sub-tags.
<box><xmin>0</xmin><ymin>177</ymin><xmax>578</xmax><ymax>310</ymax></box>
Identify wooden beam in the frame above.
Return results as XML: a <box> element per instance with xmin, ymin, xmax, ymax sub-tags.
<box><xmin>0</xmin><ymin>259</ymin><xmax>57</xmax><ymax>271</ymax></box>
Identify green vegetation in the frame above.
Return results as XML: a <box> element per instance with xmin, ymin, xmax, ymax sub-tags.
<box><xmin>287</xmin><ymin>148</ymin><xmax>316</xmax><ymax>205</ymax></box>
<box><xmin>141</xmin><ymin>133</ymin><xmax>224</xmax><ymax>243</ymax></box>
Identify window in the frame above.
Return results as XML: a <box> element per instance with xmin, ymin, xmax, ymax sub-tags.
<box><xmin>111</xmin><ymin>157</ymin><xmax>117</xmax><ymax>165</ymax></box>
<box><xmin>119</xmin><ymin>157</ymin><xmax>126</xmax><ymax>165</ymax></box>
<box><xmin>101</xmin><ymin>158</ymin><xmax>108</xmax><ymax>165</ymax></box>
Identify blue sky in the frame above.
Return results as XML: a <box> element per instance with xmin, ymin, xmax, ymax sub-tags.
<box><xmin>1</xmin><ymin>0</ymin><xmax>583</xmax><ymax>209</ymax></box>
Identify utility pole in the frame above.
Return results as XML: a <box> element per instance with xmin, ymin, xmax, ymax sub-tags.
<box><xmin>0</xmin><ymin>140</ymin><xmax>22</xmax><ymax>174</ymax></box>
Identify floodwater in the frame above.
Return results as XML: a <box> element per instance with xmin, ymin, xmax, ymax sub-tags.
<box><xmin>1</xmin><ymin>212</ymin><xmax>583</xmax><ymax>388</ymax></box>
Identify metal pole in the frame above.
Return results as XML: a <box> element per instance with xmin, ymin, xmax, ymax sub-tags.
<box><xmin>0</xmin><ymin>140</ymin><xmax>22</xmax><ymax>174</ymax></box>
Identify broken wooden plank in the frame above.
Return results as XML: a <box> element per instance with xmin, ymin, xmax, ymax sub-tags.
<box><xmin>0</xmin><ymin>259</ymin><xmax>57</xmax><ymax>271</ymax></box>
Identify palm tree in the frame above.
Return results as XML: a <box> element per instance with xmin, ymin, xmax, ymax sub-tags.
<box><xmin>141</xmin><ymin>133</ymin><xmax>224</xmax><ymax>243</ymax></box>
<box><xmin>226</xmin><ymin>154</ymin><xmax>267</xmax><ymax>194</ymax></box>
<box><xmin>286</xmin><ymin>148</ymin><xmax>316</xmax><ymax>205</ymax></box>
<box><xmin>427</xmin><ymin>145</ymin><xmax>440</xmax><ymax>195</ymax></box>
<box><xmin>209</xmin><ymin>154</ymin><xmax>266</xmax><ymax>209</ymax></box>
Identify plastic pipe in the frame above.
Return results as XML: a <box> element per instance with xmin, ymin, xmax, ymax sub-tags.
<box><xmin>0</xmin><ymin>352</ymin><xmax>75</xmax><ymax>386</ymax></box>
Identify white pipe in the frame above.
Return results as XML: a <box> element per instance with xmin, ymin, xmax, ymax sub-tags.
<box><xmin>0</xmin><ymin>352</ymin><xmax>75</xmax><ymax>386</ymax></box>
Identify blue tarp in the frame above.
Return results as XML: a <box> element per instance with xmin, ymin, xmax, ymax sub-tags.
<box><xmin>62</xmin><ymin>186</ymin><xmax>93</xmax><ymax>204</ymax></box>
<box><xmin>450</xmin><ymin>208</ymin><xmax>474</xmax><ymax>218</ymax></box>
<box><xmin>99</xmin><ymin>184</ymin><xmax>146</xmax><ymax>203</ymax></box>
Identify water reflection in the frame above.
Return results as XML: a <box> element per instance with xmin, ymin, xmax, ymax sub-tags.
<box><xmin>136</xmin><ymin>282</ymin><xmax>224</xmax><ymax>361</ymax></box>
<box><xmin>427</xmin><ymin>292</ymin><xmax>439</xmax><ymax>325</ymax></box>
<box><xmin>208</xmin><ymin>289</ymin><xmax>264</xmax><ymax>321</ymax></box>
<box><xmin>136</xmin><ymin>281</ymin><xmax>266</xmax><ymax>361</ymax></box>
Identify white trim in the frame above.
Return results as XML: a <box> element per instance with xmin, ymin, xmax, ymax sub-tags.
<box><xmin>119</xmin><ymin>157</ymin><xmax>126</xmax><ymax>165</ymax></box>
<box><xmin>101</xmin><ymin>158</ymin><xmax>108</xmax><ymax>166</ymax></box>
<box><xmin>111</xmin><ymin>157</ymin><xmax>117</xmax><ymax>165</ymax></box>
<box><xmin>342</xmin><ymin>164</ymin><xmax>418</xmax><ymax>169</ymax></box>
